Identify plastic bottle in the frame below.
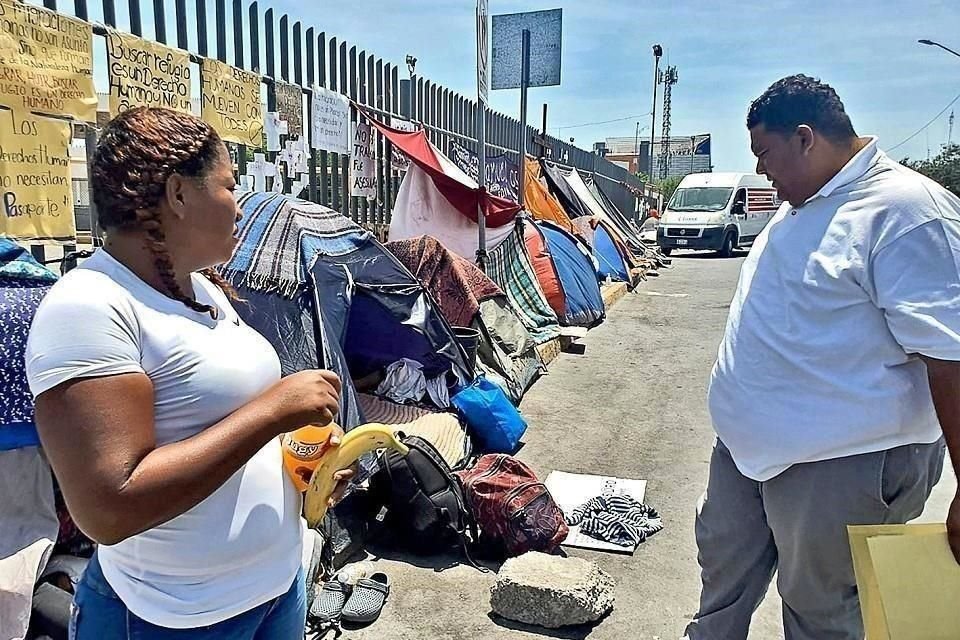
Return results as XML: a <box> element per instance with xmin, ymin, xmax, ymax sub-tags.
<box><xmin>282</xmin><ymin>424</ymin><xmax>335</xmax><ymax>492</ymax></box>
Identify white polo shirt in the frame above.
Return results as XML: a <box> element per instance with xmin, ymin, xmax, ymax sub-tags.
<box><xmin>708</xmin><ymin>137</ymin><xmax>960</xmax><ymax>481</ymax></box>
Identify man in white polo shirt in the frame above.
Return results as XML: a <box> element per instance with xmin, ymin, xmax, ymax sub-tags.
<box><xmin>685</xmin><ymin>75</ymin><xmax>960</xmax><ymax>640</ymax></box>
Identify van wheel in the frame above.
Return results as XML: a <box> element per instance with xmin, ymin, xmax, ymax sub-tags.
<box><xmin>718</xmin><ymin>232</ymin><xmax>737</xmax><ymax>258</ymax></box>
<box><xmin>660</xmin><ymin>247</ymin><xmax>672</xmax><ymax>257</ymax></box>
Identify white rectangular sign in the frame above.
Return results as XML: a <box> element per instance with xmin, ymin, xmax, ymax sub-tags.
<box><xmin>311</xmin><ymin>86</ymin><xmax>350</xmax><ymax>155</ymax></box>
<box><xmin>351</xmin><ymin>120</ymin><xmax>377</xmax><ymax>199</ymax></box>
<box><xmin>477</xmin><ymin>0</ymin><xmax>490</xmax><ymax>103</ymax></box>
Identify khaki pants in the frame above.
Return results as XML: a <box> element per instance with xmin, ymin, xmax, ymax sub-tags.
<box><xmin>685</xmin><ymin>438</ymin><xmax>945</xmax><ymax>640</ymax></box>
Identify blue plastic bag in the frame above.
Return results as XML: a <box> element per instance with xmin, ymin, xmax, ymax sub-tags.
<box><xmin>451</xmin><ymin>376</ymin><xmax>528</xmax><ymax>453</ymax></box>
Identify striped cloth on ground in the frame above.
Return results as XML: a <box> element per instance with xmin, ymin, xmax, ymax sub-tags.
<box><xmin>223</xmin><ymin>192</ymin><xmax>369</xmax><ymax>298</ymax></box>
<box><xmin>566</xmin><ymin>494</ymin><xmax>663</xmax><ymax>548</ymax></box>
<box><xmin>485</xmin><ymin>226</ymin><xmax>560</xmax><ymax>344</ymax></box>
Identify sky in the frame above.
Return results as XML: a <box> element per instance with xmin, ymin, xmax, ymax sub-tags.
<box><xmin>71</xmin><ymin>0</ymin><xmax>960</xmax><ymax>172</ymax></box>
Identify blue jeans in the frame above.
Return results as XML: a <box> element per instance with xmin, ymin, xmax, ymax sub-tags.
<box><xmin>70</xmin><ymin>553</ymin><xmax>306</xmax><ymax>639</ymax></box>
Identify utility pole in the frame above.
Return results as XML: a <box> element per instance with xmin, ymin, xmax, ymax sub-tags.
<box><xmin>649</xmin><ymin>44</ymin><xmax>662</xmax><ymax>181</ymax></box>
<box><xmin>659</xmin><ymin>65</ymin><xmax>678</xmax><ymax>180</ymax></box>
<box><xmin>949</xmin><ymin>110</ymin><xmax>955</xmax><ymax>148</ymax></box>
<box><xmin>634</xmin><ymin>121</ymin><xmax>641</xmax><ymax>176</ymax></box>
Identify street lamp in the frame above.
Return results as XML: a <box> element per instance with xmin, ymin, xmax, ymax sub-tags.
<box><xmin>649</xmin><ymin>45</ymin><xmax>663</xmax><ymax>180</ymax></box>
<box><xmin>919</xmin><ymin>39</ymin><xmax>960</xmax><ymax>59</ymax></box>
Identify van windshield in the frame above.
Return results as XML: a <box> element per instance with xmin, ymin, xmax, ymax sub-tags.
<box><xmin>668</xmin><ymin>187</ymin><xmax>734</xmax><ymax>212</ymax></box>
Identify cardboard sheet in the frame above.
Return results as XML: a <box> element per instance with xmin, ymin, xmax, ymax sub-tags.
<box><xmin>544</xmin><ymin>470</ymin><xmax>646</xmax><ymax>553</ymax></box>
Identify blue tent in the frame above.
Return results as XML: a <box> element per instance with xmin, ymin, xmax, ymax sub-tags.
<box><xmin>536</xmin><ymin>221</ymin><xmax>605</xmax><ymax>327</ymax></box>
<box><xmin>593</xmin><ymin>222</ymin><xmax>631</xmax><ymax>282</ymax></box>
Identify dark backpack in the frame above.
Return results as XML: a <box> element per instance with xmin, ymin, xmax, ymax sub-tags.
<box><xmin>455</xmin><ymin>454</ymin><xmax>569</xmax><ymax>557</ymax></box>
<box><xmin>368</xmin><ymin>436</ymin><xmax>475</xmax><ymax>555</ymax></box>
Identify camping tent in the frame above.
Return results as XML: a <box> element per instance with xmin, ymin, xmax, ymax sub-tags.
<box><xmin>367</xmin><ymin>111</ymin><xmax>561</xmax><ymax>346</ymax></box>
<box><xmin>223</xmin><ymin>192</ymin><xmax>474</xmax><ymax>446</ymax></box>
<box><xmin>593</xmin><ymin>220</ymin><xmax>632</xmax><ymax>282</ymax></box>
<box><xmin>534</xmin><ymin>221</ymin><xmax>605</xmax><ymax>327</ymax></box>
<box><xmin>386</xmin><ymin>235</ymin><xmax>543</xmax><ymax>402</ymax></box>
<box><xmin>584</xmin><ymin>175</ymin><xmax>647</xmax><ymax>253</ymax></box>
<box><xmin>484</xmin><ymin>224</ymin><xmax>561</xmax><ymax>345</ymax></box>
<box><xmin>367</xmin><ymin>115</ymin><xmax>521</xmax><ymax>262</ymax></box>
<box><xmin>523</xmin><ymin>158</ymin><xmax>575</xmax><ymax>232</ymax></box>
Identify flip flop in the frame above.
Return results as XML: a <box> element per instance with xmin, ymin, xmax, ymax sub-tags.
<box><xmin>340</xmin><ymin>572</ymin><xmax>390</xmax><ymax>624</ymax></box>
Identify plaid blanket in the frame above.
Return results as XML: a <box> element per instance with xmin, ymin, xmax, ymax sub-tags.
<box><xmin>486</xmin><ymin>225</ymin><xmax>560</xmax><ymax>344</ymax></box>
<box><xmin>223</xmin><ymin>192</ymin><xmax>368</xmax><ymax>297</ymax></box>
<box><xmin>386</xmin><ymin>236</ymin><xmax>503</xmax><ymax>328</ymax></box>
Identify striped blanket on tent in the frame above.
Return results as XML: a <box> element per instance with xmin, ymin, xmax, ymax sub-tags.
<box><xmin>223</xmin><ymin>191</ymin><xmax>368</xmax><ymax>297</ymax></box>
<box><xmin>486</xmin><ymin>226</ymin><xmax>560</xmax><ymax>344</ymax></box>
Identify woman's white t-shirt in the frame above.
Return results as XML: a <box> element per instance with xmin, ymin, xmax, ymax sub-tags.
<box><xmin>25</xmin><ymin>250</ymin><xmax>304</xmax><ymax>629</ymax></box>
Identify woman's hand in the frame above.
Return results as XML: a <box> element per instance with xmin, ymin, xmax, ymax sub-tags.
<box><xmin>325</xmin><ymin>424</ymin><xmax>360</xmax><ymax>507</ymax></box>
<box><xmin>258</xmin><ymin>370</ymin><xmax>342</xmax><ymax>434</ymax></box>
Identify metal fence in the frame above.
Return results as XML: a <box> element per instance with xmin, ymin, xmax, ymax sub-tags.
<box><xmin>34</xmin><ymin>0</ymin><xmax>642</xmax><ymax>234</ymax></box>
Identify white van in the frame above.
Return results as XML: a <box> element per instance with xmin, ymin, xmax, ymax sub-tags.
<box><xmin>656</xmin><ymin>173</ymin><xmax>779</xmax><ymax>257</ymax></box>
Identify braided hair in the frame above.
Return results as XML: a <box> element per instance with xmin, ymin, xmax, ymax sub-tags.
<box><xmin>91</xmin><ymin>107</ymin><xmax>238</xmax><ymax>317</ymax></box>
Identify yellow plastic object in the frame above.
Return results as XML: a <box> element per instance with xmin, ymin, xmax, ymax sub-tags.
<box><xmin>282</xmin><ymin>424</ymin><xmax>335</xmax><ymax>492</ymax></box>
<box><xmin>303</xmin><ymin>423</ymin><xmax>409</xmax><ymax>527</ymax></box>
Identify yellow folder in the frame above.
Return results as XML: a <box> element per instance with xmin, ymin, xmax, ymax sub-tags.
<box><xmin>848</xmin><ymin>523</ymin><xmax>960</xmax><ymax>639</ymax></box>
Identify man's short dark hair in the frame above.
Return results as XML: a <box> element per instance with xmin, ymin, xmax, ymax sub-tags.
<box><xmin>747</xmin><ymin>75</ymin><xmax>857</xmax><ymax>142</ymax></box>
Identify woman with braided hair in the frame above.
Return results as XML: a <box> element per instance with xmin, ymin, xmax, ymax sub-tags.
<box><xmin>25</xmin><ymin>107</ymin><xmax>352</xmax><ymax>638</ymax></box>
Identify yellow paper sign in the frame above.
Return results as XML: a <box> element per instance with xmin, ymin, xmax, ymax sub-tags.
<box><xmin>848</xmin><ymin>523</ymin><xmax>953</xmax><ymax>640</ymax></box>
<box><xmin>0</xmin><ymin>0</ymin><xmax>96</xmax><ymax>122</ymax></box>
<box><xmin>106</xmin><ymin>29</ymin><xmax>191</xmax><ymax>116</ymax></box>
<box><xmin>200</xmin><ymin>58</ymin><xmax>262</xmax><ymax>147</ymax></box>
<box><xmin>0</xmin><ymin>108</ymin><xmax>75</xmax><ymax>243</ymax></box>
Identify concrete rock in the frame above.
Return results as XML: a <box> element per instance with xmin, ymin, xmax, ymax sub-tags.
<box><xmin>490</xmin><ymin>552</ymin><xmax>615</xmax><ymax>629</ymax></box>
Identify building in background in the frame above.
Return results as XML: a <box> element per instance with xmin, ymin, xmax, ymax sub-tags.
<box><xmin>603</xmin><ymin>134</ymin><xmax>712</xmax><ymax>180</ymax></box>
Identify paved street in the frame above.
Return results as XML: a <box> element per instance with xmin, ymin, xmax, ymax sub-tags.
<box><xmin>344</xmin><ymin>252</ymin><xmax>956</xmax><ymax>640</ymax></box>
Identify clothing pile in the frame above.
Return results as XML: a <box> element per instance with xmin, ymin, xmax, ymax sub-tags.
<box><xmin>566</xmin><ymin>495</ymin><xmax>663</xmax><ymax>548</ymax></box>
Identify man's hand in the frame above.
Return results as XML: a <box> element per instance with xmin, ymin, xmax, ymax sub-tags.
<box><xmin>949</xmin><ymin>492</ymin><xmax>960</xmax><ymax>564</ymax></box>
<box><xmin>923</xmin><ymin>356</ymin><xmax>960</xmax><ymax>565</ymax></box>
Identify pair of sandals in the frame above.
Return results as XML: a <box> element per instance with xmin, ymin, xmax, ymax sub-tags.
<box><xmin>309</xmin><ymin>567</ymin><xmax>391</xmax><ymax>627</ymax></box>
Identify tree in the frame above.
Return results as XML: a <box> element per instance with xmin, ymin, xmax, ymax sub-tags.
<box><xmin>657</xmin><ymin>176</ymin><xmax>683</xmax><ymax>203</ymax></box>
<box><xmin>902</xmin><ymin>144</ymin><xmax>960</xmax><ymax>196</ymax></box>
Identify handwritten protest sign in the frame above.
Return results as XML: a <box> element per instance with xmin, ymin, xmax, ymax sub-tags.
<box><xmin>351</xmin><ymin>120</ymin><xmax>377</xmax><ymax>199</ymax></box>
<box><xmin>105</xmin><ymin>29</ymin><xmax>190</xmax><ymax>116</ymax></box>
<box><xmin>449</xmin><ymin>140</ymin><xmax>520</xmax><ymax>202</ymax></box>
<box><xmin>0</xmin><ymin>0</ymin><xmax>96</xmax><ymax>121</ymax></box>
<box><xmin>0</xmin><ymin>108</ymin><xmax>75</xmax><ymax>242</ymax></box>
<box><xmin>200</xmin><ymin>58</ymin><xmax>263</xmax><ymax>147</ymax></box>
<box><xmin>390</xmin><ymin>118</ymin><xmax>416</xmax><ymax>171</ymax></box>
<box><xmin>311</xmin><ymin>86</ymin><xmax>350</xmax><ymax>155</ymax></box>
<box><xmin>275</xmin><ymin>81</ymin><xmax>303</xmax><ymax>137</ymax></box>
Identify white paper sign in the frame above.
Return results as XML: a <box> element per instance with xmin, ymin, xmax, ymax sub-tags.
<box><xmin>390</xmin><ymin>118</ymin><xmax>417</xmax><ymax>172</ymax></box>
<box><xmin>351</xmin><ymin>120</ymin><xmax>377</xmax><ymax>199</ymax></box>
<box><xmin>311</xmin><ymin>86</ymin><xmax>350</xmax><ymax>155</ymax></box>
<box><xmin>265</xmin><ymin>112</ymin><xmax>283</xmax><ymax>152</ymax></box>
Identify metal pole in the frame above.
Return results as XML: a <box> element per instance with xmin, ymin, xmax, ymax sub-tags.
<box><xmin>477</xmin><ymin>99</ymin><xmax>487</xmax><ymax>268</ymax></box>
<box><xmin>649</xmin><ymin>44</ymin><xmax>662</xmax><ymax>180</ymax></box>
<box><xmin>518</xmin><ymin>29</ymin><xmax>530</xmax><ymax>210</ymax></box>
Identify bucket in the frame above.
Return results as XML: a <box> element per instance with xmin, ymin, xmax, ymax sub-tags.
<box><xmin>452</xmin><ymin>326</ymin><xmax>481</xmax><ymax>375</ymax></box>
